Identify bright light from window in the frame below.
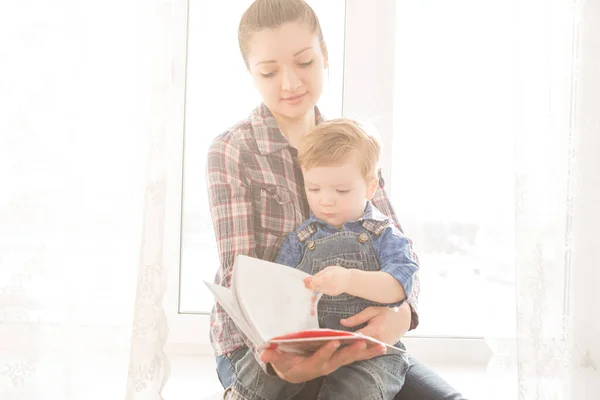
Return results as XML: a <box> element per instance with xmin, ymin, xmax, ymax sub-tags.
<box><xmin>391</xmin><ymin>0</ymin><xmax>516</xmax><ymax>337</ymax></box>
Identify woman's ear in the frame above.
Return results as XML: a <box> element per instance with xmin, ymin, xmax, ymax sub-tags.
<box><xmin>366</xmin><ymin>178</ymin><xmax>379</xmax><ymax>199</ymax></box>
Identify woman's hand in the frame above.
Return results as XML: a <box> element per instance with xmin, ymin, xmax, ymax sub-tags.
<box><xmin>340</xmin><ymin>303</ymin><xmax>412</xmax><ymax>345</ymax></box>
<box><xmin>260</xmin><ymin>340</ymin><xmax>386</xmax><ymax>384</ymax></box>
<box><xmin>260</xmin><ymin>303</ymin><xmax>411</xmax><ymax>383</ymax></box>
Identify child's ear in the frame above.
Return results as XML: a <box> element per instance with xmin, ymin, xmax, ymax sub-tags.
<box><xmin>366</xmin><ymin>178</ymin><xmax>379</xmax><ymax>199</ymax></box>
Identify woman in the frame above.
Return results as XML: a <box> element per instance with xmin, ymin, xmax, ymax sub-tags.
<box><xmin>207</xmin><ymin>0</ymin><xmax>464</xmax><ymax>399</ymax></box>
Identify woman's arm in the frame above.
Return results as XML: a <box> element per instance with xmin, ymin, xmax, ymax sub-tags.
<box><xmin>207</xmin><ymin>136</ymin><xmax>256</xmax><ymax>289</ymax></box>
<box><xmin>207</xmin><ymin>136</ymin><xmax>274</xmax><ymax>371</ymax></box>
<box><xmin>340</xmin><ymin>303</ymin><xmax>412</xmax><ymax>345</ymax></box>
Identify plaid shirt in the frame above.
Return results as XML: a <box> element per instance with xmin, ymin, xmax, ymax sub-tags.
<box><xmin>206</xmin><ymin>104</ymin><xmax>420</xmax><ymax>359</ymax></box>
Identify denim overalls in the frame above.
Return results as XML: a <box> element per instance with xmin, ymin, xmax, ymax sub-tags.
<box><xmin>296</xmin><ymin>225</ymin><xmax>390</xmax><ymax>333</ymax></box>
<box><xmin>227</xmin><ymin>221</ymin><xmax>410</xmax><ymax>400</ymax></box>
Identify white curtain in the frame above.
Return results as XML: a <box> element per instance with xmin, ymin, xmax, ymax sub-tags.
<box><xmin>486</xmin><ymin>0</ymin><xmax>600</xmax><ymax>398</ymax></box>
<box><xmin>0</xmin><ymin>0</ymin><xmax>181</xmax><ymax>398</ymax></box>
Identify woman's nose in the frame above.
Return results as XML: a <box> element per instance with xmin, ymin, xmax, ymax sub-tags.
<box><xmin>281</xmin><ymin>66</ymin><xmax>301</xmax><ymax>92</ymax></box>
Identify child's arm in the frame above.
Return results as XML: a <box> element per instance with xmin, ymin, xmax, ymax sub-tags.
<box><xmin>348</xmin><ymin>269</ymin><xmax>407</xmax><ymax>303</ymax></box>
<box><xmin>304</xmin><ymin>267</ymin><xmax>407</xmax><ymax>304</ymax></box>
<box><xmin>304</xmin><ymin>227</ymin><xmax>419</xmax><ymax>304</ymax></box>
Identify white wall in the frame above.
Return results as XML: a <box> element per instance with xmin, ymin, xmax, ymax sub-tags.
<box><xmin>570</xmin><ymin>0</ymin><xmax>600</xmax><ymax>395</ymax></box>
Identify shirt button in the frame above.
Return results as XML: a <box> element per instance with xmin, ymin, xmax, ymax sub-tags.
<box><xmin>358</xmin><ymin>233</ymin><xmax>369</xmax><ymax>243</ymax></box>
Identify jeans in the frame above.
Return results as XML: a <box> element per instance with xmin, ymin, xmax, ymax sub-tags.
<box><xmin>216</xmin><ymin>349</ymin><xmax>467</xmax><ymax>400</ymax></box>
<box><xmin>293</xmin><ymin>229</ymin><xmax>410</xmax><ymax>398</ymax></box>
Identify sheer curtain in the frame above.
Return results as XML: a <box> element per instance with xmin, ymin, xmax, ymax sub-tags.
<box><xmin>486</xmin><ymin>0</ymin><xmax>600</xmax><ymax>398</ymax></box>
<box><xmin>0</xmin><ymin>0</ymin><xmax>183</xmax><ymax>398</ymax></box>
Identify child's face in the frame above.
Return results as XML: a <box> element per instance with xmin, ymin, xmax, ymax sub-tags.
<box><xmin>303</xmin><ymin>160</ymin><xmax>377</xmax><ymax>229</ymax></box>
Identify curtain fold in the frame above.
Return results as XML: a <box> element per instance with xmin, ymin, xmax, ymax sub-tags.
<box><xmin>125</xmin><ymin>0</ymin><xmax>185</xmax><ymax>397</ymax></box>
<box><xmin>0</xmin><ymin>0</ymin><xmax>182</xmax><ymax>398</ymax></box>
<box><xmin>486</xmin><ymin>0</ymin><xmax>600</xmax><ymax>398</ymax></box>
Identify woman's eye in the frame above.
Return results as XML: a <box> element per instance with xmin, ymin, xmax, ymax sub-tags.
<box><xmin>308</xmin><ymin>188</ymin><xmax>320</xmax><ymax>192</ymax></box>
<box><xmin>298</xmin><ymin>60</ymin><xmax>313</xmax><ymax>67</ymax></box>
<box><xmin>336</xmin><ymin>190</ymin><xmax>350</xmax><ymax>194</ymax></box>
<box><xmin>260</xmin><ymin>71</ymin><xmax>276</xmax><ymax>78</ymax></box>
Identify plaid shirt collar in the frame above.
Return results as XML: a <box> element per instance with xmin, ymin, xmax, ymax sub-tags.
<box><xmin>250</xmin><ymin>103</ymin><xmax>325</xmax><ymax>156</ymax></box>
<box><xmin>358</xmin><ymin>200</ymin><xmax>389</xmax><ymax>222</ymax></box>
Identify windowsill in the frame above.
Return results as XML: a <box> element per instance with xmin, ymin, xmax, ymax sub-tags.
<box><xmin>164</xmin><ymin>335</ymin><xmax>492</xmax><ymax>366</ymax></box>
<box><xmin>161</xmin><ymin>352</ymin><xmax>491</xmax><ymax>400</ymax></box>
<box><xmin>163</xmin><ymin>336</ymin><xmax>493</xmax><ymax>399</ymax></box>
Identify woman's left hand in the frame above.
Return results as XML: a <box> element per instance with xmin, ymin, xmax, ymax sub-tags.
<box><xmin>340</xmin><ymin>303</ymin><xmax>412</xmax><ymax>345</ymax></box>
<box><xmin>260</xmin><ymin>339</ymin><xmax>384</xmax><ymax>384</ymax></box>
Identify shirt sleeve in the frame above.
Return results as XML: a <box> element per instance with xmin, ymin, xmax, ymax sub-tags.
<box><xmin>370</xmin><ymin>168</ymin><xmax>421</xmax><ymax>330</ymax></box>
<box><xmin>274</xmin><ymin>232</ymin><xmax>304</xmax><ymax>268</ymax></box>
<box><xmin>207</xmin><ymin>136</ymin><xmax>256</xmax><ymax>288</ymax></box>
<box><xmin>207</xmin><ymin>136</ymin><xmax>271</xmax><ymax>373</ymax></box>
<box><xmin>376</xmin><ymin>226</ymin><xmax>420</xmax><ymax>300</ymax></box>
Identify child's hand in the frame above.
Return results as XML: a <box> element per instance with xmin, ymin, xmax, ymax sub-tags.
<box><xmin>303</xmin><ymin>266</ymin><xmax>351</xmax><ymax>296</ymax></box>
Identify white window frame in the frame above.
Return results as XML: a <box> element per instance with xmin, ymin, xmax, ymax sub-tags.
<box><xmin>162</xmin><ymin>0</ymin><xmax>492</xmax><ymax>366</ymax></box>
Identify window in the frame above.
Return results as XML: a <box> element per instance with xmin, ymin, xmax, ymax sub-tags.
<box><xmin>391</xmin><ymin>0</ymin><xmax>515</xmax><ymax>337</ymax></box>
<box><xmin>178</xmin><ymin>0</ymin><xmax>346</xmax><ymax>315</ymax></box>
<box><xmin>168</xmin><ymin>0</ymin><xmax>512</xmax><ymax>355</ymax></box>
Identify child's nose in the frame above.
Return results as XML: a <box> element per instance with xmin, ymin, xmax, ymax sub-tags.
<box><xmin>320</xmin><ymin>195</ymin><xmax>335</xmax><ymax>206</ymax></box>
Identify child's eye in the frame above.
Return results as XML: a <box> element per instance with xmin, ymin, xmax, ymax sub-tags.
<box><xmin>336</xmin><ymin>190</ymin><xmax>350</xmax><ymax>194</ymax></box>
<box><xmin>308</xmin><ymin>188</ymin><xmax>320</xmax><ymax>192</ymax></box>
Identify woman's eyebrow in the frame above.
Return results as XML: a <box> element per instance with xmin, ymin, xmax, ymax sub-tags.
<box><xmin>293</xmin><ymin>46</ymin><xmax>313</xmax><ymax>56</ymax></box>
<box><xmin>254</xmin><ymin>59</ymin><xmax>277</xmax><ymax>66</ymax></box>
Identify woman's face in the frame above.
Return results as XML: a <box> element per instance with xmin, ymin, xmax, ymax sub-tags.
<box><xmin>246</xmin><ymin>22</ymin><xmax>327</xmax><ymax>121</ymax></box>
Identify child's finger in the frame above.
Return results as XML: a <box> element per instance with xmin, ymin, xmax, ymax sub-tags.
<box><xmin>310</xmin><ymin>293</ymin><xmax>317</xmax><ymax>316</ymax></box>
<box><xmin>304</xmin><ymin>276</ymin><xmax>313</xmax><ymax>289</ymax></box>
<box><xmin>310</xmin><ymin>275</ymin><xmax>325</xmax><ymax>291</ymax></box>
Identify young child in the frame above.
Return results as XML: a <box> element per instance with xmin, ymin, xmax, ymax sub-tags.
<box><xmin>274</xmin><ymin>118</ymin><xmax>419</xmax><ymax>399</ymax></box>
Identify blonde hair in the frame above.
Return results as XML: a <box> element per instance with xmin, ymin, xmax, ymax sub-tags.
<box><xmin>298</xmin><ymin>118</ymin><xmax>381</xmax><ymax>181</ymax></box>
<box><xmin>238</xmin><ymin>0</ymin><xmax>326</xmax><ymax>69</ymax></box>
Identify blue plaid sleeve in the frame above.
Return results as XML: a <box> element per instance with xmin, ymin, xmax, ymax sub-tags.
<box><xmin>374</xmin><ymin>226</ymin><xmax>420</xmax><ymax>298</ymax></box>
<box><xmin>274</xmin><ymin>231</ymin><xmax>304</xmax><ymax>268</ymax></box>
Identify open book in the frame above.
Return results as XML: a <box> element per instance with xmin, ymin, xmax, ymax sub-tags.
<box><xmin>204</xmin><ymin>255</ymin><xmax>405</xmax><ymax>355</ymax></box>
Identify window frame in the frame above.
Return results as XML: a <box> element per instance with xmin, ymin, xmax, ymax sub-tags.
<box><xmin>163</xmin><ymin>0</ymin><xmax>492</xmax><ymax>365</ymax></box>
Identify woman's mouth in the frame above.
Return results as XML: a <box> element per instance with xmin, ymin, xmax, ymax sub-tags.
<box><xmin>282</xmin><ymin>92</ymin><xmax>307</xmax><ymax>104</ymax></box>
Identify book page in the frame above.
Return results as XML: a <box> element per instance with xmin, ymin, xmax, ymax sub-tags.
<box><xmin>232</xmin><ymin>255</ymin><xmax>321</xmax><ymax>342</ymax></box>
<box><xmin>203</xmin><ymin>281</ymin><xmax>264</xmax><ymax>347</ymax></box>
